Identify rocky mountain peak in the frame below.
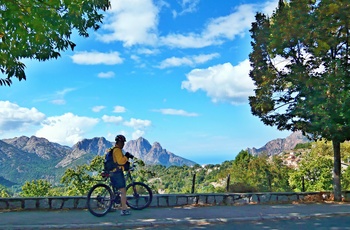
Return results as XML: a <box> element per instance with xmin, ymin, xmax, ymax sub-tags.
<box><xmin>247</xmin><ymin>131</ymin><xmax>309</xmax><ymax>156</ymax></box>
<box><xmin>56</xmin><ymin>137</ymin><xmax>113</xmax><ymax>168</ymax></box>
<box><xmin>2</xmin><ymin>136</ymin><xmax>30</xmax><ymax>149</ymax></box>
<box><xmin>152</xmin><ymin>142</ymin><xmax>162</xmax><ymax>150</ymax></box>
<box><xmin>124</xmin><ymin>137</ymin><xmax>152</xmax><ymax>159</ymax></box>
<box><xmin>2</xmin><ymin>135</ymin><xmax>69</xmax><ymax>160</ymax></box>
<box><xmin>73</xmin><ymin>137</ymin><xmax>111</xmax><ymax>155</ymax></box>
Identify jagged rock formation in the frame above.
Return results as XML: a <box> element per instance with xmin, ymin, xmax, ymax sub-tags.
<box><xmin>247</xmin><ymin>131</ymin><xmax>310</xmax><ymax>156</ymax></box>
<box><xmin>2</xmin><ymin>136</ymin><xmax>70</xmax><ymax>160</ymax></box>
<box><xmin>55</xmin><ymin>137</ymin><xmax>112</xmax><ymax>168</ymax></box>
<box><xmin>124</xmin><ymin>138</ymin><xmax>197</xmax><ymax>167</ymax></box>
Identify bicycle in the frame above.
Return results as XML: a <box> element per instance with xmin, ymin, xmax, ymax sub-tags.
<box><xmin>87</xmin><ymin>159</ymin><xmax>153</xmax><ymax>217</ymax></box>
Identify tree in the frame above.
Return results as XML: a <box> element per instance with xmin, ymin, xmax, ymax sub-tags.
<box><xmin>247</xmin><ymin>155</ymin><xmax>272</xmax><ymax>191</ymax></box>
<box><xmin>227</xmin><ymin>150</ymin><xmax>258</xmax><ymax>191</ymax></box>
<box><xmin>289</xmin><ymin>141</ymin><xmax>333</xmax><ymax>192</ymax></box>
<box><xmin>268</xmin><ymin>155</ymin><xmax>292</xmax><ymax>192</ymax></box>
<box><xmin>0</xmin><ymin>0</ymin><xmax>111</xmax><ymax>86</ymax></box>
<box><xmin>0</xmin><ymin>185</ymin><xmax>10</xmax><ymax>198</ymax></box>
<box><xmin>20</xmin><ymin>179</ymin><xmax>53</xmax><ymax>197</ymax></box>
<box><xmin>60</xmin><ymin>156</ymin><xmax>104</xmax><ymax>195</ymax></box>
<box><xmin>249</xmin><ymin>0</ymin><xmax>350</xmax><ymax>201</ymax></box>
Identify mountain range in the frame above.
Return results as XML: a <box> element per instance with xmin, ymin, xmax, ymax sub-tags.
<box><xmin>0</xmin><ymin>136</ymin><xmax>196</xmax><ymax>187</ymax></box>
<box><xmin>0</xmin><ymin>132</ymin><xmax>308</xmax><ymax>188</ymax></box>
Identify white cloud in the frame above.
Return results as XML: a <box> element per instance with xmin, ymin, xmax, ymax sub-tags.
<box><xmin>193</xmin><ymin>53</ymin><xmax>220</xmax><ymax>64</ymax></box>
<box><xmin>113</xmin><ymin>106</ymin><xmax>126</xmax><ymax>113</ymax></box>
<box><xmin>160</xmin><ymin>4</ymin><xmax>255</xmax><ymax>48</ymax></box>
<box><xmin>98</xmin><ymin>71</ymin><xmax>115</xmax><ymax>78</ymax></box>
<box><xmin>158</xmin><ymin>57</ymin><xmax>192</xmax><ymax>69</ymax></box>
<box><xmin>204</xmin><ymin>4</ymin><xmax>254</xmax><ymax>39</ymax></box>
<box><xmin>154</xmin><ymin>108</ymin><xmax>199</xmax><ymax>117</ymax></box>
<box><xmin>261</xmin><ymin>0</ymin><xmax>279</xmax><ymax>16</ymax></box>
<box><xmin>131</xmin><ymin>55</ymin><xmax>140</xmax><ymax>62</ymax></box>
<box><xmin>49</xmin><ymin>88</ymin><xmax>76</xmax><ymax>105</ymax></box>
<box><xmin>92</xmin><ymin>106</ymin><xmax>106</xmax><ymax>112</ymax></box>
<box><xmin>124</xmin><ymin>118</ymin><xmax>151</xmax><ymax>130</ymax></box>
<box><xmin>160</xmin><ymin>33</ymin><xmax>214</xmax><ymax>49</ymax></box>
<box><xmin>56</xmin><ymin>88</ymin><xmax>76</xmax><ymax>96</ymax></box>
<box><xmin>51</xmin><ymin>99</ymin><xmax>66</xmax><ymax>105</ymax></box>
<box><xmin>95</xmin><ymin>1</ymin><xmax>278</xmax><ymax>50</ymax></box>
<box><xmin>0</xmin><ymin>101</ymin><xmax>45</xmax><ymax>133</ymax></box>
<box><xmin>181</xmin><ymin>59</ymin><xmax>255</xmax><ymax>104</ymax></box>
<box><xmin>98</xmin><ymin>0</ymin><xmax>159</xmax><ymax>46</ymax></box>
<box><xmin>36</xmin><ymin>113</ymin><xmax>99</xmax><ymax>146</ymax></box>
<box><xmin>71</xmin><ymin>51</ymin><xmax>123</xmax><ymax>65</ymax></box>
<box><xmin>137</xmin><ymin>48</ymin><xmax>159</xmax><ymax>55</ymax></box>
<box><xmin>102</xmin><ymin>115</ymin><xmax>123</xmax><ymax>124</ymax></box>
<box><xmin>132</xmin><ymin>130</ymin><xmax>145</xmax><ymax>139</ymax></box>
<box><xmin>158</xmin><ymin>53</ymin><xmax>219</xmax><ymax>69</ymax></box>
<box><xmin>173</xmin><ymin>0</ymin><xmax>200</xmax><ymax>18</ymax></box>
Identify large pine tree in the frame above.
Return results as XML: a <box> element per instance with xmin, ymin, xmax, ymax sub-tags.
<box><xmin>249</xmin><ymin>0</ymin><xmax>350</xmax><ymax>201</ymax></box>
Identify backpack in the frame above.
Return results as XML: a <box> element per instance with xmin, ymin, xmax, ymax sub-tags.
<box><xmin>104</xmin><ymin>147</ymin><xmax>118</xmax><ymax>172</ymax></box>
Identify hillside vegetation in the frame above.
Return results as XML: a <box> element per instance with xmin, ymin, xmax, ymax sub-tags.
<box><xmin>2</xmin><ymin>140</ymin><xmax>350</xmax><ymax>197</ymax></box>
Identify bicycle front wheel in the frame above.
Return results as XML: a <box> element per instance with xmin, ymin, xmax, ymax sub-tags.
<box><xmin>87</xmin><ymin>183</ymin><xmax>113</xmax><ymax>217</ymax></box>
<box><xmin>126</xmin><ymin>182</ymin><xmax>153</xmax><ymax>210</ymax></box>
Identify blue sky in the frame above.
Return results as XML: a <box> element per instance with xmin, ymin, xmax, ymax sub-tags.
<box><xmin>0</xmin><ymin>0</ymin><xmax>291</xmax><ymax>165</ymax></box>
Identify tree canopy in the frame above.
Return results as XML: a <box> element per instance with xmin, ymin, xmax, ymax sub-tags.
<box><xmin>0</xmin><ymin>0</ymin><xmax>111</xmax><ymax>86</ymax></box>
<box><xmin>249</xmin><ymin>0</ymin><xmax>350</xmax><ymax>201</ymax></box>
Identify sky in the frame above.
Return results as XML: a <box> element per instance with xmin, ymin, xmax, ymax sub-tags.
<box><xmin>0</xmin><ymin>0</ymin><xmax>292</xmax><ymax>165</ymax></box>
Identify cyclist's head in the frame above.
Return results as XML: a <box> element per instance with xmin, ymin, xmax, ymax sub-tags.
<box><xmin>115</xmin><ymin>134</ymin><xmax>126</xmax><ymax>144</ymax></box>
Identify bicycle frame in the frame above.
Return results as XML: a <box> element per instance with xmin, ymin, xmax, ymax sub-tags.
<box><xmin>87</xmin><ymin>159</ymin><xmax>153</xmax><ymax>217</ymax></box>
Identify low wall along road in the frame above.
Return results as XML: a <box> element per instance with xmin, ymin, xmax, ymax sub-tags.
<box><xmin>1</xmin><ymin>191</ymin><xmax>350</xmax><ymax>210</ymax></box>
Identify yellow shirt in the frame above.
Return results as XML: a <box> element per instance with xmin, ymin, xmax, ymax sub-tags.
<box><xmin>112</xmin><ymin>146</ymin><xmax>128</xmax><ymax>170</ymax></box>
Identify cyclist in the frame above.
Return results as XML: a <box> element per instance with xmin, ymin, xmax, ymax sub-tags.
<box><xmin>111</xmin><ymin>134</ymin><xmax>134</xmax><ymax>216</ymax></box>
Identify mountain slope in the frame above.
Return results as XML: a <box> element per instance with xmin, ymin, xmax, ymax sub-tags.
<box><xmin>124</xmin><ymin>138</ymin><xmax>197</xmax><ymax>167</ymax></box>
<box><xmin>55</xmin><ymin>137</ymin><xmax>113</xmax><ymax>168</ymax></box>
<box><xmin>247</xmin><ymin>131</ymin><xmax>309</xmax><ymax>156</ymax></box>
<box><xmin>2</xmin><ymin>136</ymin><xmax>70</xmax><ymax>160</ymax></box>
<box><xmin>0</xmin><ymin>135</ymin><xmax>197</xmax><ymax>187</ymax></box>
<box><xmin>0</xmin><ymin>138</ymin><xmax>62</xmax><ymax>185</ymax></box>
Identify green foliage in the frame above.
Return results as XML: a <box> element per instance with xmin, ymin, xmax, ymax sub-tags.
<box><xmin>227</xmin><ymin>150</ymin><xmax>256</xmax><ymax>185</ymax></box>
<box><xmin>0</xmin><ymin>0</ymin><xmax>111</xmax><ymax>86</ymax></box>
<box><xmin>226</xmin><ymin>151</ymin><xmax>292</xmax><ymax>192</ymax></box>
<box><xmin>249</xmin><ymin>0</ymin><xmax>350</xmax><ymax>201</ymax></box>
<box><xmin>249</xmin><ymin>0</ymin><xmax>350</xmax><ymax>141</ymax></box>
<box><xmin>20</xmin><ymin>179</ymin><xmax>53</xmax><ymax>197</ymax></box>
<box><xmin>60</xmin><ymin>157</ymin><xmax>103</xmax><ymax>196</ymax></box>
<box><xmin>0</xmin><ymin>185</ymin><xmax>10</xmax><ymax>197</ymax></box>
<box><xmin>8</xmin><ymin>142</ymin><xmax>350</xmax><ymax>197</ymax></box>
<box><xmin>294</xmin><ymin>142</ymin><xmax>312</xmax><ymax>150</ymax></box>
<box><xmin>289</xmin><ymin>141</ymin><xmax>334</xmax><ymax>192</ymax></box>
<box><xmin>269</xmin><ymin>156</ymin><xmax>292</xmax><ymax>192</ymax></box>
<box><xmin>0</xmin><ymin>151</ymin><xmax>65</xmax><ymax>188</ymax></box>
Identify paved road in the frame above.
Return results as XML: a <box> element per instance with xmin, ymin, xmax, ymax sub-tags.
<box><xmin>1</xmin><ymin>203</ymin><xmax>350</xmax><ymax>229</ymax></box>
<box><xmin>142</xmin><ymin>216</ymin><xmax>350</xmax><ymax>230</ymax></box>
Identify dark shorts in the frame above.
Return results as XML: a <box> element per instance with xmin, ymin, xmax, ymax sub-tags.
<box><xmin>110</xmin><ymin>170</ymin><xmax>126</xmax><ymax>189</ymax></box>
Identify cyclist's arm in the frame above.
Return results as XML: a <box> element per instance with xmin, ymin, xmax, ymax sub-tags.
<box><xmin>113</xmin><ymin>147</ymin><xmax>128</xmax><ymax>165</ymax></box>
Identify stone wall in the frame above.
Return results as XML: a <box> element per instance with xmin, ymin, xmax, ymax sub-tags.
<box><xmin>1</xmin><ymin>191</ymin><xmax>349</xmax><ymax>211</ymax></box>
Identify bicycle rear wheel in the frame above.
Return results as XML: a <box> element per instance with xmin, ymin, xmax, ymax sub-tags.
<box><xmin>126</xmin><ymin>182</ymin><xmax>153</xmax><ymax>210</ymax></box>
<box><xmin>87</xmin><ymin>183</ymin><xmax>113</xmax><ymax>217</ymax></box>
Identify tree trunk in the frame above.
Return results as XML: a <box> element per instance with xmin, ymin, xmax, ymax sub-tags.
<box><xmin>332</xmin><ymin>140</ymin><xmax>342</xmax><ymax>201</ymax></box>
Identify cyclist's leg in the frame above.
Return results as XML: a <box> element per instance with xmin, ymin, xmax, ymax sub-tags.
<box><xmin>119</xmin><ymin>187</ymin><xmax>127</xmax><ymax>210</ymax></box>
<box><xmin>110</xmin><ymin>170</ymin><xmax>129</xmax><ymax>214</ymax></box>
